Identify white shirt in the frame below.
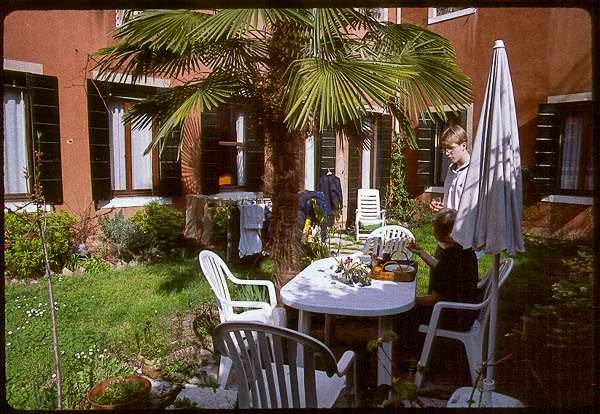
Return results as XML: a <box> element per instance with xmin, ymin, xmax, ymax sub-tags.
<box><xmin>442</xmin><ymin>160</ymin><xmax>470</xmax><ymax>211</ymax></box>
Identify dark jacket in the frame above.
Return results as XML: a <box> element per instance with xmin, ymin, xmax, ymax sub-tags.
<box><xmin>317</xmin><ymin>174</ymin><xmax>343</xmax><ymax>216</ymax></box>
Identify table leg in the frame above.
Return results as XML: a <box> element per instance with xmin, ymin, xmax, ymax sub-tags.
<box><xmin>296</xmin><ymin>310</ymin><xmax>312</xmax><ymax>366</ymax></box>
<box><xmin>324</xmin><ymin>314</ymin><xmax>336</xmax><ymax>346</ymax></box>
<box><xmin>377</xmin><ymin>315</ymin><xmax>394</xmax><ymax>386</ymax></box>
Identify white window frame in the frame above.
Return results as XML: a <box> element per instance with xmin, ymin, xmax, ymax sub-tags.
<box><xmin>428</xmin><ymin>7</ymin><xmax>476</xmax><ymax>25</ymax></box>
<box><xmin>304</xmin><ymin>135</ymin><xmax>316</xmax><ymax>191</ymax></box>
<box><xmin>396</xmin><ymin>8</ymin><xmax>402</xmax><ymax>23</ymax></box>
<box><xmin>373</xmin><ymin>8</ymin><xmax>388</xmax><ymax>22</ymax></box>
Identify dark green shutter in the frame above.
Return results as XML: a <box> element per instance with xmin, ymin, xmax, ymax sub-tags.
<box><xmin>244</xmin><ymin>103</ymin><xmax>264</xmax><ymax>191</ymax></box>
<box><xmin>155</xmin><ymin>127</ymin><xmax>182</xmax><ymax>196</ymax></box>
<box><xmin>375</xmin><ymin>114</ymin><xmax>392</xmax><ymax>192</ymax></box>
<box><xmin>200</xmin><ymin>108</ymin><xmax>220</xmax><ymax>195</ymax></box>
<box><xmin>346</xmin><ymin>139</ymin><xmax>361</xmax><ymax>228</ymax></box>
<box><xmin>87</xmin><ymin>79</ymin><xmax>112</xmax><ymax>201</ymax></box>
<box><xmin>533</xmin><ymin>103</ymin><xmax>561</xmax><ymax>195</ymax></box>
<box><xmin>28</xmin><ymin>74</ymin><xmax>63</xmax><ymax>204</ymax></box>
<box><xmin>317</xmin><ymin>127</ymin><xmax>337</xmax><ymax>182</ymax></box>
<box><xmin>416</xmin><ymin>112</ymin><xmax>436</xmax><ymax>187</ymax></box>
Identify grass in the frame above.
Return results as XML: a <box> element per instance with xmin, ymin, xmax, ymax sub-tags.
<box><xmin>5</xmin><ymin>228</ymin><xmax>591</xmax><ymax>408</ymax></box>
<box><xmin>4</xmin><ymin>251</ymin><xmax>273</xmax><ymax>409</ymax></box>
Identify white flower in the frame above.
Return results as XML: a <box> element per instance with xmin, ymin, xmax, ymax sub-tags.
<box><xmin>60</xmin><ymin>351</ymin><xmax>65</xmax><ymax>355</ymax></box>
<box><xmin>91</xmin><ymin>296</ymin><xmax>94</xmax><ymax>298</ymax></box>
<box><xmin>34</xmin><ymin>296</ymin><xmax>37</xmax><ymax>299</ymax></box>
<box><xmin>21</xmin><ymin>326</ymin><xmax>25</xmax><ymax>330</ymax></box>
<box><xmin>103</xmin><ymin>349</ymin><xmax>107</xmax><ymax>353</ymax></box>
<box><xmin>8</xmin><ymin>331</ymin><xmax>12</xmax><ymax>335</ymax></box>
<box><xmin>25</xmin><ymin>321</ymin><xmax>29</xmax><ymax>324</ymax></box>
<box><xmin>54</xmin><ymin>301</ymin><xmax>58</xmax><ymax>305</ymax></box>
<box><xmin>155</xmin><ymin>310</ymin><xmax>158</xmax><ymax>314</ymax></box>
<box><xmin>83</xmin><ymin>355</ymin><xmax>87</xmax><ymax>359</ymax></box>
<box><xmin>16</xmin><ymin>327</ymin><xmax>20</xmax><ymax>331</ymax></box>
<box><xmin>52</xmin><ymin>374</ymin><xmax>56</xmax><ymax>378</ymax></box>
<box><xmin>99</xmin><ymin>355</ymin><xmax>104</xmax><ymax>359</ymax></box>
<box><xmin>6</xmin><ymin>343</ymin><xmax>10</xmax><ymax>347</ymax></box>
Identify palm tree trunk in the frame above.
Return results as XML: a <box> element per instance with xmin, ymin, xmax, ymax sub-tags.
<box><xmin>262</xmin><ymin>106</ymin><xmax>303</xmax><ymax>299</ymax></box>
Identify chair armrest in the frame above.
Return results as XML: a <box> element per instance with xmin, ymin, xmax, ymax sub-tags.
<box><xmin>228</xmin><ymin>278</ymin><xmax>278</xmax><ymax>308</ymax></box>
<box><xmin>426</xmin><ymin>299</ymin><xmax>489</xmax><ymax>332</ymax></box>
<box><xmin>336</xmin><ymin>350</ymin><xmax>355</xmax><ymax>376</ymax></box>
<box><xmin>219</xmin><ymin>297</ymin><xmax>273</xmax><ymax>317</ymax></box>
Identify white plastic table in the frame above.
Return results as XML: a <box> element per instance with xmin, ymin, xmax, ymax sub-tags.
<box><xmin>280</xmin><ymin>256</ymin><xmax>416</xmax><ymax>386</ymax></box>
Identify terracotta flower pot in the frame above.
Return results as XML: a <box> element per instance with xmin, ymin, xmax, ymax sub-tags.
<box><xmin>87</xmin><ymin>375</ymin><xmax>151</xmax><ymax>410</ymax></box>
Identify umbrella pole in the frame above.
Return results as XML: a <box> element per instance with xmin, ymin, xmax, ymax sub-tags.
<box><xmin>483</xmin><ymin>253</ymin><xmax>500</xmax><ymax>405</ymax></box>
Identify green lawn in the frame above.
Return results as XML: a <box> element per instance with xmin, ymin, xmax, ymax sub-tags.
<box><xmin>4</xmin><ymin>252</ymin><xmax>272</xmax><ymax>409</ymax></box>
<box><xmin>4</xmin><ymin>229</ymin><xmax>591</xmax><ymax>408</ymax></box>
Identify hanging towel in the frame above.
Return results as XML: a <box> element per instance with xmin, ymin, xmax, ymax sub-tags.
<box><xmin>238</xmin><ymin>204</ymin><xmax>265</xmax><ymax>257</ymax></box>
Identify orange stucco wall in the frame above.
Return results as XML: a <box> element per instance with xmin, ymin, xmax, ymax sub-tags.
<box><xmin>400</xmin><ymin>7</ymin><xmax>592</xmax><ymax>193</ymax></box>
<box><xmin>4</xmin><ymin>10</ymin><xmax>118</xmax><ymax>214</ymax></box>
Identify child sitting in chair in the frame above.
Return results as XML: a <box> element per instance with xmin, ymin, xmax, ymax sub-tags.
<box><xmin>399</xmin><ymin>208</ymin><xmax>479</xmax><ymax>356</ymax></box>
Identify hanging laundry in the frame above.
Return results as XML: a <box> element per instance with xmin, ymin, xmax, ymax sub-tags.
<box><xmin>238</xmin><ymin>203</ymin><xmax>265</xmax><ymax>257</ymax></box>
<box><xmin>317</xmin><ymin>174</ymin><xmax>343</xmax><ymax>216</ymax></box>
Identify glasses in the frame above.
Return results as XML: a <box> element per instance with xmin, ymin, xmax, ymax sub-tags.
<box><xmin>440</xmin><ymin>144</ymin><xmax>462</xmax><ymax>154</ymax></box>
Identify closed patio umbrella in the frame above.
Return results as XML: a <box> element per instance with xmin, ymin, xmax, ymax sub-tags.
<box><xmin>450</xmin><ymin>40</ymin><xmax>525</xmax><ymax>407</ymax></box>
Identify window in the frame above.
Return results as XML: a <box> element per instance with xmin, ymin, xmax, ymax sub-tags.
<box><xmin>200</xmin><ymin>102</ymin><xmax>263</xmax><ymax>195</ymax></box>
<box><xmin>3</xmin><ymin>71</ymin><xmax>63</xmax><ymax>203</ymax></box>
<box><xmin>87</xmin><ymin>79</ymin><xmax>181</xmax><ymax>202</ymax></box>
<box><xmin>428</xmin><ymin>7</ymin><xmax>476</xmax><ymax>24</ymax></box>
<box><xmin>108</xmin><ymin>99</ymin><xmax>154</xmax><ymax>193</ymax></box>
<box><xmin>416</xmin><ymin>106</ymin><xmax>472</xmax><ymax>189</ymax></box>
<box><xmin>346</xmin><ymin>113</ymin><xmax>392</xmax><ymax>226</ymax></box>
<box><xmin>304</xmin><ymin>127</ymin><xmax>337</xmax><ymax>191</ymax></box>
<box><xmin>534</xmin><ymin>99</ymin><xmax>593</xmax><ymax>196</ymax></box>
<box><xmin>372</xmin><ymin>8</ymin><xmax>388</xmax><ymax>22</ymax></box>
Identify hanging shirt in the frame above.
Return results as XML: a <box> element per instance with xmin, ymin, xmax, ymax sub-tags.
<box><xmin>442</xmin><ymin>160</ymin><xmax>470</xmax><ymax>211</ymax></box>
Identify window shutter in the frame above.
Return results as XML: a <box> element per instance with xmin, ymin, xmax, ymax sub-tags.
<box><xmin>27</xmin><ymin>74</ymin><xmax>63</xmax><ymax>204</ymax></box>
<box><xmin>533</xmin><ymin>103</ymin><xmax>561</xmax><ymax>195</ymax></box>
<box><xmin>200</xmin><ymin>108</ymin><xmax>220</xmax><ymax>195</ymax></box>
<box><xmin>155</xmin><ymin>127</ymin><xmax>182</xmax><ymax>196</ymax></box>
<box><xmin>346</xmin><ymin>140</ymin><xmax>361</xmax><ymax>228</ymax></box>
<box><xmin>317</xmin><ymin>127</ymin><xmax>336</xmax><ymax>182</ymax></box>
<box><xmin>375</xmin><ymin>114</ymin><xmax>393</xmax><ymax>192</ymax></box>
<box><xmin>87</xmin><ymin>79</ymin><xmax>112</xmax><ymax>201</ymax></box>
<box><xmin>244</xmin><ymin>103</ymin><xmax>264</xmax><ymax>191</ymax></box>
<box><xmin>416</xmin><ymin>113</ymin><xmax>436</xmax><ymax>187</ymax></box>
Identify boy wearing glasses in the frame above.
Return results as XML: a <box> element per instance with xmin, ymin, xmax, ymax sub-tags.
<box><xmin>430</xmin><ymin>125</ymin><xmax>470</xmax><ymax>213</ymax></box>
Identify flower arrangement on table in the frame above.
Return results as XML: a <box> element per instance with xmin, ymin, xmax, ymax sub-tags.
<box><xmin>331</xmin><ymin>256</ymin><xmax>372</xmax><ymax>286</ymax></box>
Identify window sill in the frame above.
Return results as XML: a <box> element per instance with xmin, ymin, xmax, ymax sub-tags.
<box><xmin>97</xmin><ymin>196</ymin><xmax>172</xmax><ymax>209</ymax></box>
<box><xmin>541</xmin><ymin>195</ymin><xmax>592</xmax><ymax>206</ymax></box>
<box><xmin>424</xmin><ymin>186</ymin><xmax>445</xmax><ymax>194</ymax></box>
<box><xmin>428</xmin><ymin>8</ymin><xmax>476</xmax><ymax>25</ymax></box>
<box><xmin>4</xmin><ymin>201</ymin><xmax>51</xmax><ymax>213</ymax></box>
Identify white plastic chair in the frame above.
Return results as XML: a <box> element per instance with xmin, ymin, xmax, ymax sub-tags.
<box><xmin>355</xmin><ymin>188</ymin><xmax>385</xmax><ymax>241</ymax></box>
<box><xmin>360</xmin><ymin>225</ymin><xmax>414</xmax><ymax>260</ymax></box>
<box><xmin>213</xmin><ymin>321</ymin><xmax>357</xmax><ymax>408</ymax></box>
<box><xmin>198</xmin><ymin>250</ymin><xmax>286</xmax><ymax>388</ymax></box>
<box><xmin>414</xmin><ymin>258</ymin><xmax>514</xmax><ymax>389</ymax></box>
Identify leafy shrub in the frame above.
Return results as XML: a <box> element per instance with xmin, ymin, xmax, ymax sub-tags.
<box><xmin>210</xmin><ymin>206</ymin><xmax>228</xmax><ymax>241</ymax></box>
<box><xmin>129</xmin><ymin>202</ymin><xmax>184</xmax><ymax>255</ymax></box>
<box><xmin>65</xmin><ymin>255</ymin><xmax>111</xmax><ymax>273</ymax></box>
<box><xmin>4</xmin><ymin>210</ymin><xmax>77</xmax><ymax>279</ymax></box>
<box><xmin>98</xmin><ymin>210</ymin><xmax>153</xmax><ymax>263</ymax></box>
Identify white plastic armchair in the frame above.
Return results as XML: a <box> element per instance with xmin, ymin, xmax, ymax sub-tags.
<box><xmin>213</xmin><ymin>321</ymin><xmax>357</xmax><ymax>408</ymax></box>
<box><xmin>414</xmin><ymin>258</ymin><xmax>514</xmax><ymax>389</ymax></box>
<box><xmin>359</xmin><ymin>225</ymin><xmax>414</xmax><ymax>261</ymax></box>
<box><xmin>198</xmin><ymin>250</ymin><xmax>286</xmax><ymax>387</ymax></box>
<box><xmin>355</xmin><ymin>189</ymin><xmax>385</xmax><ymax>241</ymax></box>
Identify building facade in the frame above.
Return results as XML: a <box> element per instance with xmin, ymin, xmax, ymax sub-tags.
<box><xmin>3</xmin><ymin>7</ymin><xmax>593</xmax><ymax>237</ymax></box>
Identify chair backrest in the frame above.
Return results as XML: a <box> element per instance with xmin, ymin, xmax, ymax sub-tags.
<box><xmin>356</xmin><ymin>189</ymin><xmax>382</xmax><ymax>220</ymax></box>
<box><xmin>198</xmin><ymin>250</ymin><xmax>236</xmax><ymax>322</ymax></box>
<box><xmin>362</xmin><ymin>225</ymin><xmax>414</xmax><ymax>260</ymax></box>
<box><xmin>477</xmin><ymin>258</ymin><xmax>514</xmax><ymax>328</ymax></box>
<box><xmin>214</xmin><ymin>321</ymin><xmax>340</xmax><ymax>408</ymax></box>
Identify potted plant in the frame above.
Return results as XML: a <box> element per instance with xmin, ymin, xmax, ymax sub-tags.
<box><xmin>87</xmin><ymin>375</ymin><xmax>151</xmax><ymax>409</ymax></box>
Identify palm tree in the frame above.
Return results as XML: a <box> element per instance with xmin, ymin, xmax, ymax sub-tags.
<box><xmin>92</xmin><ymin>8</ymin><xmax>471</xmax><ymax>294</ymax></box>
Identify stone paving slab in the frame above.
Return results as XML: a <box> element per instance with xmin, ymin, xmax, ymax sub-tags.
<box><xmin>166</xmin><ymin>385</ymin><xmax>237</xmax><ymax>409</ymax></box>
